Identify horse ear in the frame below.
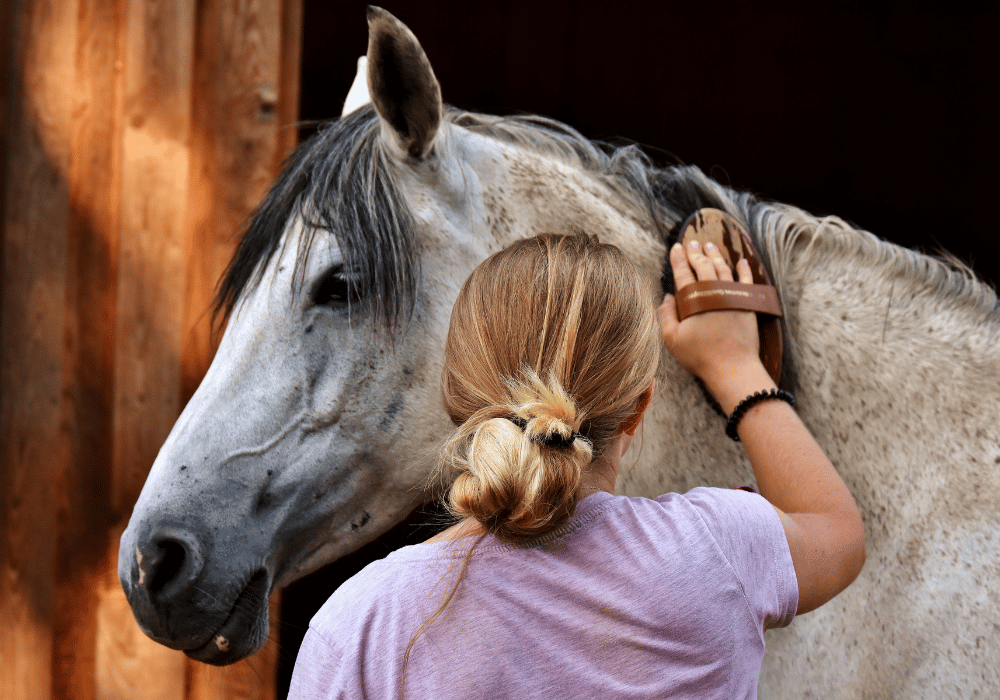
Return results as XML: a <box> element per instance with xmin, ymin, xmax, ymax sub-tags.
<box><xmin>366</xmin><ymin>7</ymin><xmax>442</xmax><ymax>159</ymax></box>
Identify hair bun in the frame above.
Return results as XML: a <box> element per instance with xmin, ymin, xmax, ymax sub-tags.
<box><xmin>444</xmin><ymin>376</ymin><xmax>596</xmax><ymax>542</ymax></box>
<box><xmin>447</xmin><ymin>373</ymin><xmax>597</xmax><ymax>541</ymax></box>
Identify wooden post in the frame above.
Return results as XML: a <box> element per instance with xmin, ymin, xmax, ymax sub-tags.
<box><xmin>101</xmin><ymin>0</ymin><xmax>197</xmax><ymax>697</ymax></box>
<box><xmin>182</xmin><ymin>0</ymin><xmax>301</xmax><ymax>405</ymax></box>
<box><xmin>51</xmin><ymin>0</ymin><xmax>127</xmax><ymax>698</ymax></box>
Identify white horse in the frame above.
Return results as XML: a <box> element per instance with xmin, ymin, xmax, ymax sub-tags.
<box><xmin>119</xmin><ymin>8</ymin><xmax>1000</xmax><ymax>697</ymax></box>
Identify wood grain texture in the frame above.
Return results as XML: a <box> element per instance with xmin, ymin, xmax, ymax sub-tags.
<box><xmin>111</xmin><ymin>0</ymin><xmax>195</xmax><ymax>516</ymax></box>
<box><xmin>0</xmin><ymin>0</ymin><xmax>78</xmax><ymax>698</ymax></box>
<box><xmin>182</xmin><ymin>0</ymin><xmax>287</xmax><ymax>404</ymax></box>
<box><xmin>51</xmin><ymin>0</ymin><xmax>128</xmax><ymax>698</ymax></box>
<box><xmin>107</xmin><ymin>1</ymin><xmax>195</xmax><ymax>698</ymax></box>
<box><xmin>2</xmin><ymin>1</ymin><xmax>302</xmax><ymax>697</ymax></box>
<box><xmin>278</xmin><ymin>0</ymin><xmax>303</xmax><ymax>163</ymax></box>
<box><xmin>0</xmin><ymin>0</ymin><xmax>19</xmax><ymax>275</ymax></box>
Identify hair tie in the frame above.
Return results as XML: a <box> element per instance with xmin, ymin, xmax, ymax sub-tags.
<box><xmin>504</xmin><ymin>416</ymin><xmax>583</xmax><ymax>449</ymax></box>
<box><xmin>506</xmin><ymin>416</ymin><xmax>528</xmax><ymax>431</ymax></box>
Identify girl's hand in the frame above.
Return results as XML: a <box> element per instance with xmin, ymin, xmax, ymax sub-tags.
<box><xmin>658</xmin><ymin>240</ymin><xmax>765</xmax><ymax>392</ymax></box>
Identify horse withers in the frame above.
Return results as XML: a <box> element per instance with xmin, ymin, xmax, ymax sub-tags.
<box><xmin>119</xmin><ymin>8</ymin><xmax>1000</xmax><ymax>697</ymax></box>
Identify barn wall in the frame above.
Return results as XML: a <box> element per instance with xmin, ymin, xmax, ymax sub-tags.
<box><xmin>0</xmin><ymin>1</ymin><xmax>302</xmax><ymax>698</ymax></box>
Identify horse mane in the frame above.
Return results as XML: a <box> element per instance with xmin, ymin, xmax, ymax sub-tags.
<box><xmin>448</xmin><ymin>109</ymin><xmax>739</xmax><ymax>252</ymax></box>
<box><xmin>214</xmin><ymin>105</ymin><xmax>745</xmax><ymax>327</ymax></box>
<box><xmin>451</xmin><ymin>109</ymin><xmax>999</xmax><ymax>329</ymax></box>
<box><xmin>750</xmin><ymin>204</ymin><xmax>1000</xmax><ymax>327</ymax></box>
<box><xmin>215</xmin><ymin>105</ymin><xmax>998</xmax><ymax>341</ymax></box>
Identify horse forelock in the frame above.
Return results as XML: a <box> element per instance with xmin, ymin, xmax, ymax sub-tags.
<box><xmin>213</xmin><ymin>105</ymin><xmax>418</xmax><ymax>331</ymax></box>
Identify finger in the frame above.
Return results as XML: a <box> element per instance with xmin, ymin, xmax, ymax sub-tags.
<box><xmin>658</xmin><ymin>293</ymin><xmax>678</xmax><ymax>344</ymax></box>
<box><xmin>686</xmin><ymin>240</ymin><xmax>718</xmax><ymax>282</ymax></box>
<box><xmin>670</xmin><ymin>243</ymin><xmax>697</xmax><ymax>290</ymax></box>
<box><xmin>736</xmin><ymin>258</ymin><xmax>753</xmax><ymax>285</ymax></box>
<box><xmin>704</xmin><ymin>242</ymin><xmax>734</xmax><ymax>282</ymax></box>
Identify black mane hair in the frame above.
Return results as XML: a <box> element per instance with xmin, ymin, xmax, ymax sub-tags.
<box><xmin>214</xmin><ymin>105</ymin><xmax>417</xmax><ymax>329</ymax></box>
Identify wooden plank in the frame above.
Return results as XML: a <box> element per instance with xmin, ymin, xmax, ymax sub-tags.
<box><xmin>178</xmin><ymin>0</ymin><xmax>224</xmax><ymax>405</ymax></box>
<box><xmin>103</xmin><ymin>0</ymin><xmax>197</xmax><ymax>698</ymax></box>
<box><xmin>0</xmin><ymin>0</ymin><xmax>78</xmax><ymax>698</ymax></box>
<box><xmin>278</xmin><ymin>0</ymin><xmax>303</xmax><ymax>163</ymax></box>
<box><xmin>181</xmin><ymin>0</ymin><xmax>291</xmax><ymax>404</ymax></box>
<box><xmin>111</xmin><ymin>0</ymin><xmax>195</xmax><ymax>519</ymax></box>
<box><xmin>0</xmin><ymin>0</ymin><xmax>20</xmax><ymax>270</ymax></box>
<box><xmin>51</xmin><ymin>0</ymin><xmax>128</xmax><ymax>698</ymax></box>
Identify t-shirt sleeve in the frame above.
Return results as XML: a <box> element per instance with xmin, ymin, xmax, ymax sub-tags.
<box><xmin>679</xmin><ymin>487</ymin><xmax>798</xmax><ymax>630</ymax></box>
<box><xmin>287</xmin><ymin>627</ymin><xmax>343</xmax><ymax>700</ymax></box>
<box><xmin>287</xmin><ymin>566</ymin><xmax>380</xmax><ymax>700</ymax></box>
<box><xmin>286</xmin><ymin>557</ymin><xmax>414</xmax><ymax>699</ymax></box>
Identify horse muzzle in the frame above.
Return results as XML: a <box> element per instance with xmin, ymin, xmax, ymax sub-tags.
<box><xmin>119</xmin><ymin>521</ymin><xmax>273</xmax><ymax>665</ymax></box>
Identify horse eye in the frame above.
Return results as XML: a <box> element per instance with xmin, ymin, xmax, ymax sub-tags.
<box><xmin>311</xmin><ymin>267</ymin><xmax>361</xmax><ymax>307</ymax></box>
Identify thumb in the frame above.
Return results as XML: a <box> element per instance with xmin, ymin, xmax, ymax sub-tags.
<box><xmin>658</xmin><ymin>293</ymin><xmax>679</xmax><ymax>343</ymax></box>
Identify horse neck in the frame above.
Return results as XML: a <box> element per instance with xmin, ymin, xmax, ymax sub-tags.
<box><xmin>452</xmin><ymin>126</ymin><xmax>665</xmax><ymax>269</ymax></box>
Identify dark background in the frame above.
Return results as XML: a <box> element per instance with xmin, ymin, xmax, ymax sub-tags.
<box><xmin>279</xmin><ymin>1</ymin><xmax>999</xmax><ymax>693</ymax></box>
<box><xmin>300</xmin><ymin>0</ymin><xmax>999</xmax><ymax>283</ymax></box>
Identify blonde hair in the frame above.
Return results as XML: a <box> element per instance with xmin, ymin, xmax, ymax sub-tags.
<box><xmin>440</xmin><ymin>232</ymin><xmax>661</xmax><ymax>541</ymax></box>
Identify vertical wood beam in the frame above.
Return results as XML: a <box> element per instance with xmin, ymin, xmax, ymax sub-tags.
<box><xmin>0</xmin><ymin>0</ymin><xmax>21</xmax><ymax>267</ymax></box>
<box><xmin>0</xmin><ymin>0</ymin><xmax>78</xmax><ymax>698</ymax></box>
<box><xmin>111</xmin><ymin>0</ymin><xmax>195</xmax><ymax>522</ymax></box>
<box><xmin>100</xmin><ymin>0</ymin><xmax>197</xmax><ymax>698</ymax></box>
<box><xmin>51</xmin><ymin>0</ymin><xmax>128</xmax><ymax>697</ymax></box>
<box><xmin>182</xmin><ymin>0</ymin><xmax>290</xmax><ymax>404</ymax></box>
<box><xmin>278</xmin><ymin>0</ymin><xmax>303</xmax><ymax>163</ymax></box>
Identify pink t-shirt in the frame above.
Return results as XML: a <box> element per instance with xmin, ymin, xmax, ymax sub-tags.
<box><xmin>289</xmin><ymin>487</ymin><xmax>797</xmax><ymax>699</ymax></box>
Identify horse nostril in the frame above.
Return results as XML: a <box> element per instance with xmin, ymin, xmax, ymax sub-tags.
<box><xmin>136</xmin><ymin>527</ymin><xmax>205</xmax><ymax>599</ymax></box>
<box><xmin>149</xmin><ymin>539</ymin><xmax>187</xmax><ymax>594</ymax></box>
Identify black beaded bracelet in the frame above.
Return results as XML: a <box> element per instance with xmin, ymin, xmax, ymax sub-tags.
<box><xmin>725</xmin><ymin>388</ymin><xmax>796</xmax><ymax>441</ymax></box>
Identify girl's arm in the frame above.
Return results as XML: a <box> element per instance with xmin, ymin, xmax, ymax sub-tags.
<box><xmin>659</xmin><ymin>240</ymin><xmax>866</xmax><ymax>614</ymax></box>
